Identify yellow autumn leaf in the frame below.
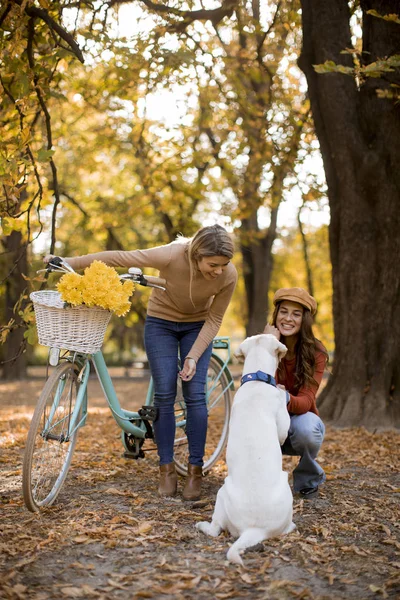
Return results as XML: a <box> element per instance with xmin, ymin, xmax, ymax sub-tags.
<box><xmin>107</xmin><ymin>579</ymin><xmax>126</xmax><ymax>590</ymax></box>
<box><xmin>10</xmin><ymin>584</ymin><xmax>27</xmax><ymax>597</ymax></box>
<box><xmin>1</xmin><ymin>217</ymin><xmax>25</xmax><ymax>236</ymax></box>
<box><xmin>72</xmin><ymin>535</ymin><xmax>90</xmax><ymax>544</ymax></box>
<box><xmin>103</xmin><ymin>487</ymin><xmax>131</xmax><ymax>496</ymax></box>
<box><xmin>136</xmin><ymin>521</ymin><xmax>153</xmax><ymax>535</ymax></box>
<box><xmin>60</xmin><ymin>587</ymin><xmax>84</xmax><ymax>598</ymax></box>
<box><xmin>369</xmin><ymin>584</ymin><xmax>385</xmax><ymax>594</ymax></box>
<box><xmin>80</xmin><ymin>586</ymin><xmax>97</xmax><ymax>598</ymax></box>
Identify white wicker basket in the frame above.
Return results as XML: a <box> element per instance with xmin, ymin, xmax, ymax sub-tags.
<box><xmin>30</xmin><ymin>290</ymin><xmax>112</xmax><ymax>354</ymax></box>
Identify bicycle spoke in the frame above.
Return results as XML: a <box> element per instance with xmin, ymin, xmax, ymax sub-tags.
<box><xmin>23</xmin><ymin>362</ymin><xmax>84</xmax><ymax>511</ymax></box>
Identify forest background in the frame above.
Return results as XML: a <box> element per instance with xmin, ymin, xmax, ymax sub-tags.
<box><xmin>1</xmin><ymin>0</ymin><xmax>399</xmax><ymax>429</ymax></box>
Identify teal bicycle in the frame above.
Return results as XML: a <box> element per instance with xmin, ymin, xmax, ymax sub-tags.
<box><xmin>22</xmin><ymin>258</ymin><xmax>234</xmax><ymax>512</ymax></box>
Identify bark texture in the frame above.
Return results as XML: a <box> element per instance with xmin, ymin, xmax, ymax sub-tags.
<box><xmin>240</xmin><ymin>208</ymin><xmax>278</xmax><ymax>337</ymax></box>
<box><xmin>2</xmin><ymin>231</ymin><xmax>28</xmax><ymax>379</ymax></box>
<box><xmin>299</xmin><ymin>0</ymin><xmax>400</xmax><ymax>427</ymax></box>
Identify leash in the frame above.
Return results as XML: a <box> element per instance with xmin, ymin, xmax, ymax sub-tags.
<box><xmin>240</xmin><ymin>370</ymin><xmax>277</xmax><ymax>387</ymax></box>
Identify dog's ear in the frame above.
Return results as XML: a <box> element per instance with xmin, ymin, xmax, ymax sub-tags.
<box><xmin>234</xmin><ymin>338</ymin><xmax>249</xmax><ymax>362</ymax></box>
<box><xmin>275</xmin><ymin>339</ymin><xmax>288</xmax><ymax>362</ymax></box>
<box><xmin>262</xmin><ymin>334</ymin><xmax>287</xmax><ymax>361</ymax></box>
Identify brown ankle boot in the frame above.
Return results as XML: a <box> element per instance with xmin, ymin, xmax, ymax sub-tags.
<box><xmin>182</xmin><ymin>464</ymin><xmax>203</xmax><ymax>501</ymax></box>
<box><xmin>158</xmin><ymin>463</ymin><xmax>177</xmax><ymax>497</ymax></box>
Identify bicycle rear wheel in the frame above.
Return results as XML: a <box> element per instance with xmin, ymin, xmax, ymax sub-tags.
<box><xmin>173</xmin><ymin>355</ymin><xmax>232</xmax><ymax>476</ymax></box>
<box><xmin>22</xmin><ymin>362</ymin><xmax>83</xmax><ymax>512</ymax></box>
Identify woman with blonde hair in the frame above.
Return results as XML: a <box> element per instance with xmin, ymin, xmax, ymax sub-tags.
<box><xmin>45</xmin><ymin>224</ymin><xmax>237</xmax><ymax>500</ymax></box>
<box><xmin>264</xmin><ymin>287</ymin><xmax>328</xmax><ymax>498</ymax></box>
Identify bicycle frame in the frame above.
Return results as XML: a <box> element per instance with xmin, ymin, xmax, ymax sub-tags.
<box><xmin>63</xmin><ymin>336</ymin><xmax>234</xmax><ymax>441</ymax></box>
<box><xmin>92</xmin><ymin>351</ymin><xmax>148</xmax><ymax>438</ymax></box>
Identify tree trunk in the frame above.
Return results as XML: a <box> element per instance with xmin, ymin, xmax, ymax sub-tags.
<box><xmin>299</xmin><ymin>0</ymin><xmax>400</xmax><ymax>427</ymax></box>
<box><xmin>240</xmin><ymin>206</ymin><xmax>278</xmax><ymax>336</ymax></box>
<box><xmin>297</xmin><ymin>204</ymin><xmax>314</xmax><ymax>299</ymax></box>
<box><xmin>2</xmin><ymin>230</ymin><xmax>28</xmax><ymax>379</ymax></box>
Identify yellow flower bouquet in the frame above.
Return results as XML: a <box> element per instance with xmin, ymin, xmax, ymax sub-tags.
<box><xmin>56</xmin><ymin>261</ymin><xmax>134</xmax><ymax>317</ymax></box>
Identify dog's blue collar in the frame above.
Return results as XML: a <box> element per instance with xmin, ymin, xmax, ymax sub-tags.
<box><xmin>240</xmin><ymin>370</ymin><xmax>277</xmax><ymax>387</ymax></box>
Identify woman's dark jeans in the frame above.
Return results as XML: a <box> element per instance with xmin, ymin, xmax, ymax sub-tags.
<box><xmin>144</xmin><ymin>316</ymin><xmax>213</xmax><ymax>467</ymax></box>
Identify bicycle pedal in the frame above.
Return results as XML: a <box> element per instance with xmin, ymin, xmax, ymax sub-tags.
<box><xmin>138</xmin><ymin>406</ymin><xmax>158</xmax><ymax>422</ymax></box>
<box><xmin>123</xmin><ymin>450</ymin><xmax>145</xmax><ymax>460</ymax></box>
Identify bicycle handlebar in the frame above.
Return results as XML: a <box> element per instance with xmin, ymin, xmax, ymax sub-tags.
<box><xmin>123</xmin><ymin>268</ymin><xmax>166</xmax><ymax>290</ymax></box>
<box><xmin>141</xmin><ymin>275</ymin><xmax>166</xmax><ymax>287</ymax></box>
<box><xmin>43</xmin><ymin>257</ymin><xmax>75</xmax><ymax>274</ymax></box>
<box><xmin>44</xmin><ymin>258</ymin><xmax>166</xmax><ymax>290</ymax></box>
<box><xmin>48</xmin><ymin>256</ymin><xmax>63</xmax><ymax>267</ymax></box>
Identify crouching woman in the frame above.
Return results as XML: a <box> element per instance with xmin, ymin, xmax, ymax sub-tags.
<box><xmin>264</xmin><ymin>287</ymin><xmax>328</xmax><ymax>498</ymax></box>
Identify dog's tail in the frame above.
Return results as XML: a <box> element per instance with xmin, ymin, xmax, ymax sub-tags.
<box><xmin>227</xmin><ymin>528</ymin><xmax>266</xmax><ymax>566</ymax></box>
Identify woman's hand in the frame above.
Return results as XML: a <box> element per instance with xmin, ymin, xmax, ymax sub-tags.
<box><xmin>179</xmin><ymin>358</ymin><xmax>197</xmax><ymax>382</ymax></box>
<box><xmin>43</xmin><ymin>254</ymin><xmax>55</xmax><ymax>264</ymax></box>
<box><xmin>263</xmin><ymin>324</ymin><xmax>280</xmax><ymax>339</ymax></box>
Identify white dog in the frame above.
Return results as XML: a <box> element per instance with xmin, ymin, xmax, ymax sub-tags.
<box><xmin>196</xmin><ymin>334</ymin><xmax>296</xmax><ymax>566</ymax></box>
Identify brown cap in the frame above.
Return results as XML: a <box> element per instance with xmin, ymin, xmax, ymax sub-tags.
<box><xmin>273</xmin><ymin>287</ymin><xmax>317</xmax><ymax>315</ymax></box>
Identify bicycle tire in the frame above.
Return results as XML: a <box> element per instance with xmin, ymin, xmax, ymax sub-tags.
<box><xmin>173</xmin><ymin>355</ymin><xmax>232</xmax><ymax>476</ymax></box>
<box><xmin>22</xmin><ymin>362</ymin><xmax>83</xmax><ymax>512</ymax></box>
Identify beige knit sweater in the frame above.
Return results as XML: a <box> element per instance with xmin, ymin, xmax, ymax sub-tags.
<box><xmin>65</xmin><ymin>241</ymin><xmax>237</xmax><ymax>361</ymax></box>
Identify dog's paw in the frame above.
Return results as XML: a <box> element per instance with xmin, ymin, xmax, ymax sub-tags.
<box><xmin>227</xmin><ymin>547</ymin><xmax>244</xmax><ymax>566</ymax></box>
<box><xmin>196</xmin><ymin>521</ymin><xmax>221</xmax><ymax>537</ymax></box>
<box><xmin>286</xmin><ymin>522</ymin><xmax>297</xmax><ymax>534</ymax></box>
<box><xmin>195</xmin><ymin>521</ymin><xmax>208</xmax><ymax>534</ymax></box>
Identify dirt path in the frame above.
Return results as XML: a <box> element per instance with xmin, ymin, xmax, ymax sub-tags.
<box><xmin>0</xmin><ymin>375</ymin><xmax>399</xmax><ymax>599</ymax></box>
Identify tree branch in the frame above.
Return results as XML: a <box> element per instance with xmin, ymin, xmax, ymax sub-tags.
<box><xmin>0</xmin><ymin>75</ymin><xmax>44</xmax><ymax>226</ymax></box>
<box><xmin>13</xmin><ymin>0</ymin><xmax>84</xmax><ymax>63</ymax></box>
<box><xmin>27</xmin><ymin>17</ymin><xmax>61</xmax><ymax>254</ymax></box>
<box><xmin>133</xmin><ymin>0</ymin><xmax>239</xmax><ymax>31</ymax></box>
<box><xmin>0</xmin><ymin>2</ymin><xmax>12</xmax><ymax>29</ymax></box>
<box><xmin>60</xmin><ymin>191</ymin><xmax>90</xmax><ymax>219</ymax></box>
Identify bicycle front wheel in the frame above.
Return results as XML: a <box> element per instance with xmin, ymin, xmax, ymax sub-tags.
<box><xmin>22</xmin><ymin>362</ymin><xmax>83</xmax><ymax>512</ymax></box>
<box><xmin>174</xmin><ymin>355</ymin><xmax>232</xmax><ymax>476</ymax></box>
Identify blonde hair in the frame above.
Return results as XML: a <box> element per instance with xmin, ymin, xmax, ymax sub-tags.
<box><xmin>180</xmin><ymin>225</ymin><xmax>234</xmax><ymax>306</ymax></box>
<box><xmin>188</xmin><ymin>224</ymin><xmax>234</xmax><ymax>263</ymax></box>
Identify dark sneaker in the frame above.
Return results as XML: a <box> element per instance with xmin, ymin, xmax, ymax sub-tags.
<box><xmin>299</xmin><ymin>486</ymin><xmax>319</xmax><ymax>499</ymax></box>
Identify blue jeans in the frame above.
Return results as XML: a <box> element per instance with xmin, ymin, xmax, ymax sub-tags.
<box><xmin>281</xmin><ymin>412</ymin><xmax>326</xmax><ymax>492</ymax></box>
<box><xmin>144</xmin><ymin>316</ymin><xmax>213</xmax><ymax>467</ymax></box>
